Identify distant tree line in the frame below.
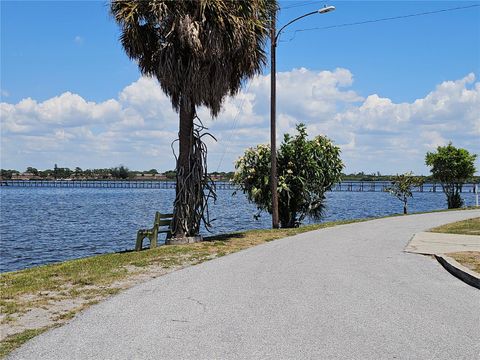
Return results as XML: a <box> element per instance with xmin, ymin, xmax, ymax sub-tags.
<box><xmin>1</xmin><ymin>166</ymin><xmax>476</xmax><ymax>184</ymax></box>
<box><xmin>341</xmin><ymin>172</ymin><xmax>479</xmax><ymax>183</ymax></box>
<box><xmin>0</xmin><ymin>166</ymin><xmax>236</xmax><ymax>181</ymax></box>
<box><xmin>1</xmin><ymin>165</ymin><xmax>134</xmax><ymax>180</ymax></box>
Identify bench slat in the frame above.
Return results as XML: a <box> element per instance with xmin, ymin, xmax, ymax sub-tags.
<box><xmin>156</xmin><ymin>212</ymin><xmax>173</xmax><ymax>218</ymax></box>
<box><xmin>156</xmin><ymin>219</ymin><xmax>172</xmax><ymax>226</ymax></box>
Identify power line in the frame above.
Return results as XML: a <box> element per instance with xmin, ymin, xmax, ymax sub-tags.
<box><xmin>281</xmin><ymin>4</ymin><xmax>480</xmax><ymax>42</ymax></box>
<box><xmin>215</xmin><ymin>80</ymin><xmax>253</xmax><ymax>172</ymax></box>
<box><xmin>281</xmin><ymin>1</ymin><xmax>324</xmax><ymax>10</ymax></box>
<box><xmin>215</xmin><ymin>3</ymin><xmax>478</xmax><ymax>170</ymax></box>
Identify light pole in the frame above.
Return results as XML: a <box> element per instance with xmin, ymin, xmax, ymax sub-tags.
<box><xmin>270</xmin><ymin>5</ymin><xmax>335</xmax><ymax>229</ymax></box>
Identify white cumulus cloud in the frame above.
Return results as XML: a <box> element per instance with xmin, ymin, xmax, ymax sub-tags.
<box><xmin>1</xmin><ymin>69</ymin><xmax>478</xmax><ymax>174</ymax></box>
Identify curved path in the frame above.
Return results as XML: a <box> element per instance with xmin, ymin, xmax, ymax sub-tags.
<box><xmin>10</xmin><ymin>210</ymin><xmax>480</xmax><ymax>359</ymax></box>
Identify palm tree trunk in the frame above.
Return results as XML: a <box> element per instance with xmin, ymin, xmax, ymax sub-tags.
<box><xmin>178</xmin><ymin>98</ymin><xmax>194</xmax><ymax>186</ymax></box>
<box><xmin>173</xmin><ymin>97</ymin><xmax>195</xmax><ymax>239</ymax></box>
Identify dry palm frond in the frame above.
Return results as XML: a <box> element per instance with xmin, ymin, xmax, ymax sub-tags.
<box><xmin>111</xmin><ymin>0</ymin><xmax>276</xmax><ymax>115</ymax></box>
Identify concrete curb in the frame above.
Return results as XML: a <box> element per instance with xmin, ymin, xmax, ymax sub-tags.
<box><xmin>435</xmin><ymin>254</ymin><xmax>480</xmax><ymax>290</ymax></box>
<box><xmin>165</xmin><ymin>235</ymin><xmax>203</xmax><ymax>245</ymax></box>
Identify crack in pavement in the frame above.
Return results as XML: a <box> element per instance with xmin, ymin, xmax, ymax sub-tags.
<box><xmin>186</xmin><ymin>297</ymin><xmax>207</xmax><ymax>312</ymax></box>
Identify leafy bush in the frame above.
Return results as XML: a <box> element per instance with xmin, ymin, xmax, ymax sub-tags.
<box><xmin>234</xmin><ymin>124</ymin><xmax>343</xmax><ymax>228</ymax></box>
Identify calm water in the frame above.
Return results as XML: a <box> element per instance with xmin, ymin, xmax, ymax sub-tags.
<box><xmin>0</xmin><ymin>187</ymin><xmax>476</xmax><ymax>272</ymax></box>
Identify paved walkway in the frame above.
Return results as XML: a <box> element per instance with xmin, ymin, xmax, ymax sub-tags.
<box><xmin>406</xmin><ymin>231</ymin><xmax>480</xmax><ymax>255</ymax></box>
<box><xmin>9</xmin><ymin>210</ymin><xmax>480</xmax><ymax>360</ymax></box>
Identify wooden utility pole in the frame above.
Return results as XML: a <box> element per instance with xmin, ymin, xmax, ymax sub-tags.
<box><xmin>269</xmin><ymin>5</ymin><xmax>335</xmax><ymax>229</ymax></box>
<box><xmin>270</xmin><ymin>12</ymin><xmax>279</xmax><ymax>229</ymax></box>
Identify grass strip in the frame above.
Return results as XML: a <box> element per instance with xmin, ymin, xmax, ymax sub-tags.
<box><xmin>430</xmin><ymin>217</ymin><xmax>480</xmax><ymax>275</ymax></box>
<box><xmin>0</xmin><ymin>327</ymin><xmax>52</xmax><ymax>358</ymax></box>
<box><xmin>430</xmin><ymin>217</ymin><xmax>480</xmax><ymax>235</ymax></box>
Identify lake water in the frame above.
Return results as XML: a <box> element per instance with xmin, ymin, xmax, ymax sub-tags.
<box><xmin>0</xmin><ymin>186</ymin><xmax>477</xmax><ymax>272</ymax></box>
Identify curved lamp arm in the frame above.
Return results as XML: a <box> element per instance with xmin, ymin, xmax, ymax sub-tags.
<box><xmin>274</xmin><ymin>5</ymin><xmax>335</xmax><ymax>45</ymax></box>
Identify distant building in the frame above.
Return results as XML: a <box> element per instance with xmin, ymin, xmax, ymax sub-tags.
<box><xmin>133</xmin><ymin>173</ymin><xmax>167</xmax><ymax>180</ymax></box>
<box><xmin>11</xmin><ymin>172</ymin><xmax>41</xmax><ymax>180</ymax></box>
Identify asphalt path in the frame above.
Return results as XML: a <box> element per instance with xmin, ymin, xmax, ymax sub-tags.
<box><xmin>9</xmin><ymin>210</ymin><xmax>480</xmax><ymax>359</ymax></box>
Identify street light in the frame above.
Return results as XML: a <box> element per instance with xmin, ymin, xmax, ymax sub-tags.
<box><xmin>270</xmin><ymin>5</ymin><xmax>335</xmax><ymax>229</ymax></box>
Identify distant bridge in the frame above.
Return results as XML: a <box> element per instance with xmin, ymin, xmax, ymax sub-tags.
<box><xmin>331</xmin><ymin>181</ymin><xmax>479</xmax><ymax>193</ymax></box>
<box><xmin>1</xmin><ymin>180</ymin><xmax>478</xmax><ymax>193</ymax></box>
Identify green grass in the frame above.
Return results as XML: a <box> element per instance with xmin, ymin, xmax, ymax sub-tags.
<box><xmin>430</xmin><ymin>217</ymin><xmax>480</xmax><ymax>235</ymax></box>
<box><xmin>0</xmin><ymin>246</ymin><xmax>193</xmax><ymax>312</ymax></box>
<box><xmin>0</xmin><ymin>327</ymin><xmax>52</xmax><ymax>358</ymax></box>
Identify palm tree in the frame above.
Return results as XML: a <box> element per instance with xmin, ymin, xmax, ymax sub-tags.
<box><xmin>111</xmin><ymin>0</ymin><xmax>277</xmax><ymax>241</ymax></box>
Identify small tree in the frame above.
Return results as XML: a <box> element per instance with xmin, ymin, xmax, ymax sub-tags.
<box><xmin>26</xmin><ymin>167</ymin><xmax>39</xmax><ymax>175</ymax></box>
<box><xmin>164</xmin><ymin>170</ymin><xmax>177</xmax><ymax>180</ymax></box>
<box><xmin>111</xmin><ymin>165</ymin><xmax>130</xmax><ymax>180</ymax></box>
<box><xmin>234</xmin><ymin>124</ymin><xmax>343</xmax><ymax>228</ymax></box>
<box><xmin>74</xmin><ymin>167</ymin><xmax>83</xmax><ymax>178</ymax></box>
<box><xmin>386</xmin><ymin>172</ymin><xmax>423</xmax><ymax>214</ymax></box>
<box><xmin>425</xmin><ymin>143</ymin><xmax>477</xmax><ymax>208</ymax></box>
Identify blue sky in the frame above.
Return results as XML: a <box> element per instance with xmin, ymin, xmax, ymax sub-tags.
<box><xmin>1</xmin><ymin>1</ymin><xmax>479</xmax><ymax>174</ymax></box>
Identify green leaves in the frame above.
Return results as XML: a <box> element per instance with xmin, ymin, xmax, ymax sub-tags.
<box><xmin>234</xmin><ymin>123</ymin><xmax>344</xmax><ymax>227</ymax></box>
<box><xmin>425</xmin><ymin>142</ymin><xmax>477</xmax><ymax>208</ymax></box>
<box><xmin>233</xmin><ymin>143</ymin><xmax>272</xmax><ymax>213</ymax></box>
<box><xmin>386</xmin><ymin>172</ymin><xmax>423</xmax><ymax>214</ymax></box>
<box><xmin>425</xmin><ymin>142</ymin><xmax>477</xmax><ymax>183</ymax></box>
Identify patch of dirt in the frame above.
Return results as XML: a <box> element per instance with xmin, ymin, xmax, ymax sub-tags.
<box><xmin>1</xmin><ymin>299</ymin><xmax>83</xmax><ymax>340</ymax></box>
<box><xmin>448</xmin><ymin>251</ymin><xmax>480</xmax><ymax>274</ymax></box>
<box><xmin>0</xmin><ymin>261</ymin><xmax>196</xmax><ymax>342</ymax></box>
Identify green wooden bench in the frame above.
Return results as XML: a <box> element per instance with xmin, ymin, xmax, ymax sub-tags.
<box><xmin>135</xmin><ymin>212</ymin><xmax>173</xmax><ymax>251</ymax></box>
